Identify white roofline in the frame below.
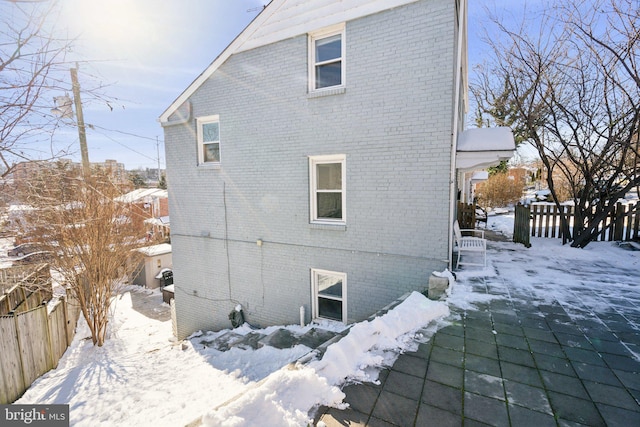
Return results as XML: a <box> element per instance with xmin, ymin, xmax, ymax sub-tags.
<box><xmin>159</xmin><ymin>0</ymin><xmax>423</xmax><ymax>125</ymax></box>
<box><xmin>159</xmin><ymin>1</ymin><xmax>285</xmax><ymax>124</ymax></box>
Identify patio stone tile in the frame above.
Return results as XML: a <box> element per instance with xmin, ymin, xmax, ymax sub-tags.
<box><xmin>465</xmin><ymin>354</ymin><xmax>501</xmax><ymax>377</ymax></box>
<box><xmin>519</xmin><ymin>317</ymin><xmax>551</xmax><ymax>331</ymax></box>
<box><xmin>554</xmin><ymin>332</ymin><xmax>593</xmax><ymax>350</ymax></box>
<box><xmin>415</xmin><ymin>404</ymin><xmax>461</xmax><ymax>427</ymax></box>
<box><xmin>500</xmin><ymin>361</ymin><xmax>543</xmax><ymax>387</ymax></box>
<box><xmin>540</xmin><ymin>371</ymin><xmax>589</xmax><ymax>399</ymax></box>
<box><xmin>465</xmin><ymin>371</ymin><xmax>505</xmax><ymax>401</ymax></box>
<box><xmin>422</xmin><ymin>379</ymin><xmax>463</xmax><ymax>415</ymax></box>
<box><xmin>507</xmin><ymin>404</ymin><xmax>557</xmax><ymax>427</ymax></box>
<box><xmin>557</xmin><ymin>418</ymin><xmax>593</xmax><ymax>427</ymax></box>
<box><xmin>371</xmin><ymin>390</ymin><xmax>419</xmax><ymax>427</ymax></box>
<box><xmin>341</xmin><ymin>383</ymin><xmax>380</xmax><ymax>415</ymax></box>
<box><xmin>492</xmin><ymin>321</ymin><xmax>523</xmax><ymax>336</ymax></box>
<box><xmin>547</xmin><ymin>321</ymin><xmax>582</xmax><ymax>335</ymax></box>
<box><xmin>615</xmin><ymin>330</ymin><xmax>640</xmax><ymax>344</ymax></box>
<box><xmin>438</xmin><ymin>324</ymin><xmax>465</xmax><ymax>337</ymax></box>
<box><xmin>595</xmin><ymin>403</ymin><xmax>640</xmax><ymax>425</ymax></box>
<box><xmin>463</xmin><ymin>392</ymin><xmax>509</xmax><ymax>427</ymax></box>
<box><xmin>430</xmin><ymin>346</ymin><xmax>464</xmax><ymax>367</ymax></box>
<box><xmin>464</xmin><ymin>419</ymin><xmax>493</xmax><ymax>427</ymax></box>
<box><xmin>504</xmin><ymin>379</ymin><xmax>552</xmax><ymax>414</ymax></box>
<box><xmin>547</xmin><ymin>392</ymin><xmax>606</xmax><ymax>426</ymax></box>
<box><xmin>433</xmin><ymin>332</ymin><xmax>465</xmax><ymax>351</ymax></box>
<box><xmin>497</xmin><ymin>347</ymin><xmax>535</xmax><ymax>367</ymax></box>
<box><xmin>411</xmin><ymin>341</ymin><xmax>432</xmax><ymax>359</ymax></box>
<box><xmin>383</xmin><ymin>370</ymin><xmax>424</xmax><ymax>399</ymax></box>
<box><xmin>571</xmin><ymin>362</ymin><xmax>623</xmax><ymax>386</ymax></box>
<box><xmin>582</xmin><ymin>380</ymin><xmax>640</xmax><ymax>411</ymax></box>
<box><xmin>426</xmin><ymin>361</ymin><xmax>464</xmax><ymax>388</ymax></box>
<box><xmin>563</xmin><ymin>346</ymin><xmax>607</xmax><ymax>366</ymax></box>
<box><xmin>533</xmin><ymin>354</ymin><xmax>575</xmax><ymax>376</ymax></box>
<box><xmin>465</xmin><ymin>338</ymin><xmax>498</xmax><ymax>359</ymax></box>
<box><xmin>522</xmin><ymin>326</ymin><xmax>557</xmax><ymax>343</ymax></box>
<box><xmin>495</xmin><ymin>333</ymin><xmax>529</xmax><ymax>350</ymax></box>
<box><xmin>491</xmin><ymin>313</ymin><xmax>520</xmax><ymax>327</ymax></box>
<box><xmin>581</xmin><ymin>327</ymin><xmax>620</xmax><ymax>342</ymax></box>
<box><xmin>391</xmin><ymin>353</ymin><xmax>428</xmax><ymax>378</ymax></box>
<box><xmin>602</xmin><ymin>352</ymin><xmax>640</xmax><ymax>372</ymax></box>
<box><xmin>613</xmin><ymin>369</ymin><xmax>640</xmax><ymax>390</ymax></box>
<box><xmin>528</xmin><ymin>338</ymin><xmax>566</xmax><ymax>358</ymax></box>
<box><xmin>465</xmin><ymin>326</ymin><xmax>497</xmax><ymax>343</ymax></box>
<box><xmin>591</xmin><ymin>339</ymin><xmax>635</xmax><ymax>356</ymax></box>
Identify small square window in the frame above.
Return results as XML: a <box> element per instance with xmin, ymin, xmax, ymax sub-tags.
<box><xmin>309</xmin><ymin>154</ymin><xmax>346</xmax><ymax>224</ymax></box>
<box><xmin>309</xmin><ymin>25</ymin><xmax>345</xmax><ymax>92</ymax></box>
<box><xmin>196</xmin><ymin>115</ymin><xmax>221</xmax><ymax>164</ymax></box>
<box><xmin>311</xmin><ymin>268</ymin><xmax>346</xmax><ymax>323</ymax></box>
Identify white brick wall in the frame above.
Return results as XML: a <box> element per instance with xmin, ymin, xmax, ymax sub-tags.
<box><xmin>165</xmin><ymin>0</ymin><xmax>458</xmax><ymax>339</ymax></box>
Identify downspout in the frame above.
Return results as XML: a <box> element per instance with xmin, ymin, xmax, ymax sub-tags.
<box><xmin>447</xmin><ymin>0</ymin><xmax>467</xmax><ymax>270</ymax></box>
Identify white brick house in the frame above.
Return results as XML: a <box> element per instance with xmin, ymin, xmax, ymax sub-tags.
<box><xmin>160</xmin><ymin>0</ymin><xmax>488</xmax><ymax>339</ymax></box>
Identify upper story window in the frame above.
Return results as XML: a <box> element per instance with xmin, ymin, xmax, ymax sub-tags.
<box><xmin>309</xmin><ymin>24</ymin><xmax>345</xmax><ymax>92</ymax></box>
<box><xmin>309</xmin><ymin>154</ymin><xmax>346</xmax><ymax>224</ymax></box>
<box><xmin>196</xmin><ymin>115</ymin><xmax>220</xmax><ymax>164</ymax></box>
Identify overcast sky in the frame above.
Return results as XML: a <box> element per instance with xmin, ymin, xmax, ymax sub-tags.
<box><xmin>3</xmin><ymin>0</ymin><xmax>531</xmax><ymax>170</ymax></box>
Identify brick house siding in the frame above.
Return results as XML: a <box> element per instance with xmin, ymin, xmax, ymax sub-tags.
<box><xmin>163</xmin><ymin>0</ymin><xmax>462</xmax><ymax>339</ymax></box>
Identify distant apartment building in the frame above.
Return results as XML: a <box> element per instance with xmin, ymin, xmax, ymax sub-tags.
<box><xmin>9</xmin><ymin>159</ymin><xmax>129</xmax><ymax>190</ymax></box>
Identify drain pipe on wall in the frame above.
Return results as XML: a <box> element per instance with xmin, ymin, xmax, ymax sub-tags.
<box><xmin>448</xmin><ymin>0</ymin><xmax>467</xmax><ymax>271</ymax></box>
<box><xmin>300</xmin><ymin>306</ymin><xmax>305</xmax><ymax>327</ymax></box>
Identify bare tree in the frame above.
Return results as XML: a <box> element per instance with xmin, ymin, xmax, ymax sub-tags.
<box><xmin>0</xmin><ymin>1</ymin><xmax>77</xmax><ymax>177</ymax></box>
<box><xmin>18</xmin><ymin>164</ymin><xmax>146</xmax><ymax>346</ymax></box>
<box><xmin>472</xmin><ymin>0</ymin><xmax>640</xmax><ymax>247</ymax></box>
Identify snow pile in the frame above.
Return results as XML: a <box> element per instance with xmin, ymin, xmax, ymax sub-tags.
<box><xmin>202</xmin><ymin>292</ymin><xmax>449</xmax><ymax>426</ymax></box>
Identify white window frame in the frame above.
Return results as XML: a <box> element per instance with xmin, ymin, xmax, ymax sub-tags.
<box><xmin>311</xmin><ymin>268</ymin><xmax>347</xmax><ymax>323</ymax></box>
<box><xmin>196</xmin><ymin>115</ymin><xmax>221</xmax><ymax>165</ymax></box>
<box><xmin>309</xmin><ymin>154</ymin><xmax>346</xmax><ymax>225</ymax></box>
<box><xmin>308</xmin><ymin>24</ymin><xmax>346</xmax><ymax>93</ymax></box>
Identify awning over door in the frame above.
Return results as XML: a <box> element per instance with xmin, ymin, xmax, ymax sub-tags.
<box><xmin>456</xmin><ymin>127</ymin><xmax>516</xmax><ymax>171</ymax></box>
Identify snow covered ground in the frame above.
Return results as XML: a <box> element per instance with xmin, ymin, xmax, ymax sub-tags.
<box><xmin>6</xmin><ymin>212</ymin><xmax>640</xmax><ymax>426</ymax></box>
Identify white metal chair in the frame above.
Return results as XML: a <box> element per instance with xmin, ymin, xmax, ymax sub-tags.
<box><xmin>453</xmin><ymin>220</ymin><xmax>487</xmax><ymax>268</ymax></box>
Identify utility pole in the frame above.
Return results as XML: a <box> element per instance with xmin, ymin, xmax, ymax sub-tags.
<box><xmin>70</xmin><ymin>65</ymin><xmax>90</xmax><ymax>177</ymax></box>
<box><xmin>156</xmin><ymin>136</ymin><xmax>161</xmax><ymax>181</ymax></box>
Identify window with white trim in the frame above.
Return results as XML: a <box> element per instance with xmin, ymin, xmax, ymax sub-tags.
<box><xmin>309</xmin><ymin>154</ymin><xmax>346</xmax><ymax>224</ymax></box>
<box><xmin>311</xmin><ymin>268</ymin><xmax>346</xmax><ymax>323</ymax></box>
<box><xmin>196</xmin><ymin>115</ymin><xmax>220</xmax><ymax>164</ymax></box>
<box><xmin>309</xmin><ymin>25</ymin><xmax>345</xmax><ymax>92</ymax></box>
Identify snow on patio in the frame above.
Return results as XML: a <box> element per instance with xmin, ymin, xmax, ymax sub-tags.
<box><xmin>10</xmin><ymin>211</ymin><xmax>640</xmax><ymax>426</ymax></box>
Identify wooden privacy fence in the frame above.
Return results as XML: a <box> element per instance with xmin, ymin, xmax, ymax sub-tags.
<box><xmin>1</xmin><ymin>264</ymin><xmax>52</xmax><ymax>316</ymax></box>
<box><xmin>515</xmin><ymin>201</ymin><xmax>640</xmax><ymax>242</ymax></box>
<box><xmin>0</xmin><ymin>288</ymin><xmax>81</xmax><ymax>404</ymax></box>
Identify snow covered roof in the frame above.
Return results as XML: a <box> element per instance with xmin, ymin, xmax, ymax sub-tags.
<box><xmin>137</xmin><ymin>243</ymin><xmax>172</xmax><ymax>257</ymax></box>
<box><xmin>116</xmin><ymin>188</ymin><xmax>168</xmax><ymax>204</ymax></box>
<box><xmin>159</xmin><ymin>0</ymin><xmax>424</xmax><ymax>124</ymax></box>
<box><xmin>470</xmin><ymin>171</ymin><xmax>489</xmax><ymax>181</ymax></box>
<box><xmin>456</xmin><ymin>127</ymin><xmax>516</xmax><ymax>171</ymax></box>
<box><xmin>144</xmin><ymin>216</ymin><xmax>170</xmax><ymax>226</ymax></box>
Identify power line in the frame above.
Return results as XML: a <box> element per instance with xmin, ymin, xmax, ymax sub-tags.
<box><xmin>90</xmin><ymin>124</ymin><xmax>160</xmax><ymax>142</ymax></box>
<box><xmin>91</xmin><ymin>127</ymin><xmax>159</xmax><ymax>163</ymax></box>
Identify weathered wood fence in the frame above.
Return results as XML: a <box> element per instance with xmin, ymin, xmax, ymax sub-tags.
<box><xmin>515</xmin><ymin>201</ymin><xmax>640</xmax><ymax>243</ymax></box>
<box><xmin>0</xmin><ymin>267</ymin><xmax>81</xmax><ymax>404</ymax></box>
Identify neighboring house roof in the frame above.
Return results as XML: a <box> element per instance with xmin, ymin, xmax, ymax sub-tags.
<box><xmin>144</xmin><ymin>216</ymin><xmax>170</xmax><ymax>226</ymax></box>
<box><xmin>456</xmin><ymin>127</ymin><xmax>516</xmax><ymax>171</ymax></box>
<box><xmin>137</xmin><ymin>243</ymin><xmax>172</xmax><ymax>257</ymax></box>
<box><xmin>116</xmin><ymin>188</ymin><xmax>168</xmax><ymax>204</ymax></box>
<box><xmin>159</xmin><ymin>0</ymin><xmax>423</xmax><ymax>124</ymax></box>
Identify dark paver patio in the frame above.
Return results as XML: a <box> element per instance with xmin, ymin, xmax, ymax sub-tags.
<box><xmin>314</xmin><ymin>241</ymin><xmax>640</xmax><ymax>426</ymax></box>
